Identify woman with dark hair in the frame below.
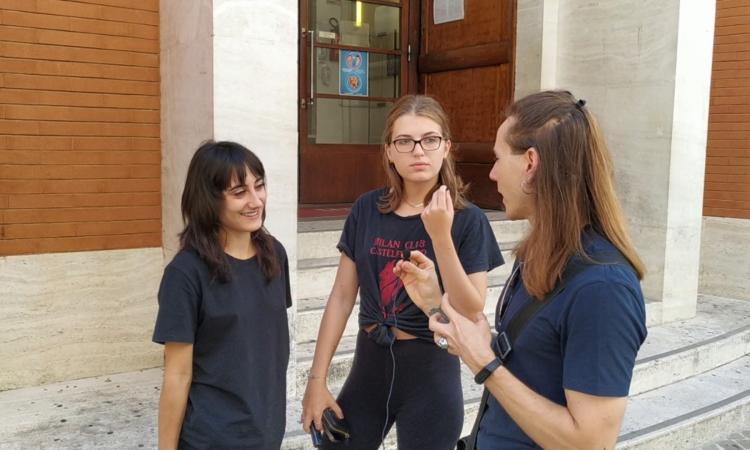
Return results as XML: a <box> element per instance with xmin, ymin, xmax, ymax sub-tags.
<box><xmin>153</xmin><ymin>141</ymin><xmax>292</xmax><ymax>450</ymax></box>
<box><xmin>301</xmin><ymin>95</ymin><xmax>503</xmax><ymax>449</ymax></box>
<box><xmin>401</xmin><ymin>90</ymin><xmax>648</xmax><ymax>449</ymax></box>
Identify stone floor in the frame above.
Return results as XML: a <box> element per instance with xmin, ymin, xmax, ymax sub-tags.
<box><xmin>700</xmin><ymin>430</ymin><xmax>750</xmax><ymax>450</ymax></box>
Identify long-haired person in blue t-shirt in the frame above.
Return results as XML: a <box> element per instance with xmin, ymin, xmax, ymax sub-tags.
<box><xmin>153</xmin><ymin>141</ymin><xmax>292</xmax><ymax>449</ymax></box>
<box><xmin>301</xmin><ymin>95</ymin><xmax>504</xmax><ymax>449</ymax></box>
<box><xmin>400</xmin><ymin>90</ymin><xmax>648</xmax><ymax>449</ymax></box>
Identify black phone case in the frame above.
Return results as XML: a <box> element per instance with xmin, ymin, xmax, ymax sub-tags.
<box><xmin>322</xmin><ymin>408</ymin><xmax>351</xmax><ymax>441</ymax></box>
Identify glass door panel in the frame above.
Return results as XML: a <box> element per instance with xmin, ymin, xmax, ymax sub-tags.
<box><xmin>312</xmin><ymin>1</ymin><xmax>401</xmax><ymax>50</ymax></box>
<box><xmin>299</xmin><ymin>0</ymin><xmax>408</xmax><ymax>205</ymax></box>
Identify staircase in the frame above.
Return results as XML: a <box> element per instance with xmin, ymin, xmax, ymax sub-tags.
<box><xmin>1</xmin><ymin>215</ymin><xmax>749</xmax><ymax>449</ymax></box>
<box><xmin>281</xmin><ymin>214</ymin><xmax>750</xmax><ymax>449</ymax></box>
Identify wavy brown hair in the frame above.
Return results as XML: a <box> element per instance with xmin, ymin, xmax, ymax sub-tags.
<box><xmin>506</xmin><ymin>91</ymin><xmax>645</xmax><ymax>298</ymax></box>
<box><xmin>377</xmin><ymin>95</ymin><xmax>468</xmax><ymax>213</ymax></box>
<box><xmin>180</xmin><ymin>141</ymin><xmax>280</xmax><ymax>283</ymax></box>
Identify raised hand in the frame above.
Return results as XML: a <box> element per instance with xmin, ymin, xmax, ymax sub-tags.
<box><xmin>393</xmin><ymin>250</ymin><xmax>442</xmax><ymax>313</ymax></box>
<box><xmin>421</xmin><ymin>185</ymin><xmax>454</xmax><ymax>243</ymax></box>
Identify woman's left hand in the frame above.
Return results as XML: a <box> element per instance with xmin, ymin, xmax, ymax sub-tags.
<box><xmin>429</xmin><ymin>293</ymin><xmax>496</xmax><ymax>374</ymax></box>
<box><xmin>421</xmin><ymin>185</ymin><xmax>454</xmax><ymax>243</ymax></box>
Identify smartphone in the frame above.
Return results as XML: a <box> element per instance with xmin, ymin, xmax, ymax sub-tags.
<box><xmin>311</xmin><ymin>427</ymin><xmax>324</xmax><ymax>448</ymax></box>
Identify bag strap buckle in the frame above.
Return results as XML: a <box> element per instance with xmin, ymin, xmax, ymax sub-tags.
<box><xmin>494</xmin><ymin>331</ymin><xmax>512</xmax><ymax>361</ymax></box>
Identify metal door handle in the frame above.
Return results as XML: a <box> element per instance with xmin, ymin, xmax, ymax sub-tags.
<box><xmin>309</xmin><ymin>29</ymin><xmax>315</xmax><ymax>106</ymax></box>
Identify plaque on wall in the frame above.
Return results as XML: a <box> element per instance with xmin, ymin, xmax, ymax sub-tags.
<box><xmin>434</xmin><ymin>0</ymin><xmax>464</xmax><ymax>25</ymax></box>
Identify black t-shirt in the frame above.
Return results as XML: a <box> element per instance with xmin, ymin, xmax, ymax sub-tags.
<box><xmin>152</xmin><ymin>239</ymin><xmax>292</xmax><ymax>449</ymax></box>
<box><xmin>338</xmin><ymin>188</ymin><xmax>504</xmax><ymax>342</ymax></box>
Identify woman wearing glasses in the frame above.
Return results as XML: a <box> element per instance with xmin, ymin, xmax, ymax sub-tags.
<box><xmin>301</xmin><ymin>95</ymin><xmax>503</xmax><ymax>449</ymax></box>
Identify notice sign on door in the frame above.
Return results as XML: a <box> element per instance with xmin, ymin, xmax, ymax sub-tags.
<box><xmin>339</xmin><ymin>50</ymin><xmax>368</xmax><ymax>96</ymax></box>
<box><xmin>434</xmin><ymin>0</ymin><xmax>464</xmax><ymax>25</ymax></box>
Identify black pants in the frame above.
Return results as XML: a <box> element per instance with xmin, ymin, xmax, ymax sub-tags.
<box><xmin>323</xmin><ymin>330</ymin><xmax>463</xmax><ymax>450</ymax></box>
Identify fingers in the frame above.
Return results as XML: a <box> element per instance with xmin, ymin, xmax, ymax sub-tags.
<box><xmin>446</xmin><ymin>188</ymin><xmax>454</xmax><ymax>213</ymax></box>
<box><xmin>433</xmin><ymin>185</ymin><xmax>448</xmax><ymax>209</ymax></box>
<box><xmin>407</xmin><ymin>250</ymin><xmax>433</xmax><ymax>268</ymax></box>
<box><xmin>301</xmin><ymin>412</ymin><xmax>312</xmax><ymax>433</ymax></box>
<box><xmin>332</xmin><ymin>402</ymin><xmax>344</xmax><ymax>419</ymax></box>
<box><xmin>393</xmin><ymin>259</ymin><xmax>426</xmax><ymax>281</ymax></box>
<box><xmin>429</xmin><ymin>294</ymin><xmax>454</xmax><ymax>336</ymax></box>
<box><xmin>425</xmin><ymin>185</ymin><xmax>449</xmax><ymax>211</ymax></box>
<box><xmin>440</xmin><ymin>292</ymin><xmax>459</xmax><ymax>321</ymax></box>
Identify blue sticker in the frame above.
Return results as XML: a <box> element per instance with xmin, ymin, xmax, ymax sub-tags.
<box><xmin>339</xmin><ymin>50</ymin><xmax>368</xmax><ymax>96</ymax></box>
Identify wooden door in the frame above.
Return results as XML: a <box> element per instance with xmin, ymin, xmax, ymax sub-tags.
<box><xmin>299</xmin><ymin>0</ymin><xmax>412</xmax><ymax>205</ymax></box>
<box><xmin>418</xmin><ymin>0</ymin><xmax>516</xmax><ymax>209</ymax></box>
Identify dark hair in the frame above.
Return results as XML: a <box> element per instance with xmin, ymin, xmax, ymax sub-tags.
<box><xmin>378</xmin><ymin>95</ymin><xmax>468</xmax><ymax>213</ymax></box>
<box><xmin>506</xmin><ymin>90</ymin><xmax>645</xmax><ymax>298</ymax></box>
<box><xmin>179</xmin><ymin>140</ymin><xmax>280</xmax><ymax>282</ymax></box>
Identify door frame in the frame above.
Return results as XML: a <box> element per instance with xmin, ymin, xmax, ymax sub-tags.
<box><xmin>298</xmin><ymin>0</ymin><xmax>417</xmax><ymax>205</ymax></box>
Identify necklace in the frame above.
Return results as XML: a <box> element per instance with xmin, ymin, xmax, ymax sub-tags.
<box><xmin>404</xmin><ymin>199</ymin><xmax>424</xmax><ymax>208</ymax></box>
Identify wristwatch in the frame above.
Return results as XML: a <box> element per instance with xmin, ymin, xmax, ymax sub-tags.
<box><xmin>474</xmin><ymin>356</ymin><xmax>503</xmax><ymax>384</ymax></box>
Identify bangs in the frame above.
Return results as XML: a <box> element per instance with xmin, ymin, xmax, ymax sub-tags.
<box><xmin>215</xmin><ymin>146</ymin><xmax>265</xmax><ymax>191</ymax></box>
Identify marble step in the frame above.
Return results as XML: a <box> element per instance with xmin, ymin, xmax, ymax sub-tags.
<box><xmin>617</xmin><ymin>354</ymin><xmax>750</xmax><ymax>449</ymax></box>
<box><xmin>1</xmin><ymin>297</ymin><xmax>745</xmax><ymax>449</ymax></box>
<box><xmin>284</xmin><ymin>296</ymin><xmax>750</xmax><ymax>450</ymax></box>
<box><xmin>295</xmin><ymin>296</ymin><xmax>748</xmax><ymax>403</ymax></box>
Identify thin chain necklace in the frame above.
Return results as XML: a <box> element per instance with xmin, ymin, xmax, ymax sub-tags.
<box><xmin>404</xmin><ymin>199</ymin><xmax>424</xmax><ymax>208</ymax></box>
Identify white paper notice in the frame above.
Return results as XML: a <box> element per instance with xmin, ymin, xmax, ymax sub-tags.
<box><xmin>434</xmin><ymin>0</ymin><xmax>464</xmax><ymax>25</ymax></box>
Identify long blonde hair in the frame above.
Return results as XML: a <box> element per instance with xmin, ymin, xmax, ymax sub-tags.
<box><xmin>377</xmin><ymin>95</ymin><xmax>468</xmax><ymax>213</ymax></box>
<box><xmin>507</xmin><ymin>91</ymin><xmax>645</xmax><ymax>298</ymax></box>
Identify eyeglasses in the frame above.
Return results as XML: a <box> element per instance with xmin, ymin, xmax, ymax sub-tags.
<box><xmin>390</xmin><ymin>136</ymin><xmax>444</xmax><ymax>153</ymax></box>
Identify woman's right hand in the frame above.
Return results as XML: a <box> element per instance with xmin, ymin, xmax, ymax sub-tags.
<box><xmin>301</xmin><ymin>378</ymin><xmax>344</xmax><ymax>433</ymax></box>
<box><xmin>393</xmin><ymin>250</ymin><xmax>442</xmax><ymax>313</ymax></box>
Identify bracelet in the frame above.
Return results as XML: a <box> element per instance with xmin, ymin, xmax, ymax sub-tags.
<box><xmin>308</xmin><ymin>373</ymin><xmax>326</xmax><ymax>380</ymax></box>
<box><xmin>427</xmin><ymin>306</ymin><xmax>449</xmax><ymax>324</ymax></box>
<box><xmin>427</xmin><ymin>307</ymin><xmax>443</xmax><ymax>317</ymax></box>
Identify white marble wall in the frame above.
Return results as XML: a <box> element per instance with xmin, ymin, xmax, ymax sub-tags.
<box><xmin>0</xmin><ymin>249</ymin><xmax>163</xmax><ymax>390</ymax></box>
<box><xmin>661</xmin><ymin>1</ymin><xmax>715</xmax><ymax>320</ymax></box>
<box><xmin>160</xmin><ymin>0</ymin><xmax>215</xmax><ymax>258</ymax></box>
<box><xmin>551</xmin><ymin>0</ymin><xmax>714</xmax><ymax>322</ymax></box>
<box><xmin>515</xmin><ymin>0</ymin><xmax>543</xmax><ymax>99</ymax></box>
<box><xmin>700</xmin><ymin>217</ymin><xmax>750</xmax><ymax>301</ymax></box>
<box><xmin>159</xmin><ymin>0</ymin><xmax>299</xmax><ymax>395</ymax></box>
<box><xmin>212</xmin><ymin>0</ymin><xmax>299</xmax><ymax>396</ymax></box>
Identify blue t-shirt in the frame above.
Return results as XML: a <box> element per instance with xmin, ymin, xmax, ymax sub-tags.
<box><xmin>338</xmin><ymin>188</ymin><xmax>504</xmax><ymax>343</ymax></box>
<box><xmin>477</xmin><ymin>229</ymin><xmax>647</xmax><ymax>449</ymax></box>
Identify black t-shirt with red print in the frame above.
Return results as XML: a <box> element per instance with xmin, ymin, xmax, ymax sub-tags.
<box><xmin>337</xmin><ymin>188</ymin><xmax>504</xmax><ymax>345</ymax></box>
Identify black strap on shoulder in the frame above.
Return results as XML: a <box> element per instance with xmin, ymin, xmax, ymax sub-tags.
<box><xmin>461</xmin><ymin>251</ymin><xmax>632</xmax><ymax>450</ymax></box>
<box><xmin>499</xmin><ymin>250</ymin><xmax>631</xmax><ymax>361</ymax></box>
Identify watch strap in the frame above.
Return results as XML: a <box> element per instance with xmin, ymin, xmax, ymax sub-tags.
<box><xmin>474</xmin><ymin>356</ymin><xmax>503</xmax><ymax>384</ymax></box>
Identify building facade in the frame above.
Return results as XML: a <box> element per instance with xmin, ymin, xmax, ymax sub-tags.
<box><xmin>1</xmin><ymin>0</ymin><xmax>747</xmax><ymax>400</ymax></box>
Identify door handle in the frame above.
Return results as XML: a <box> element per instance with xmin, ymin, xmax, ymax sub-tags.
<box><xmin>309</xmin><ymin>29</ymin><xmax>315</xmax><ymax>106</ymax></box>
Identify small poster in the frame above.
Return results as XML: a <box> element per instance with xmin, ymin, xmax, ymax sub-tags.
<box><xmin>434</xmin><ymin>0</ymin><xmax>464</xmax><ymax>25</ymax></box>
<box><xmin>339</xmin><ymin>50</ymin><xmax>368</xmax><ymax>96</ymax></box>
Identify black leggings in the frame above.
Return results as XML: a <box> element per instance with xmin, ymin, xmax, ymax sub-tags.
<box><xmin>323</xmin><ymin>330</ymin><xmax>463</xmax><ymax>450</ymax></box>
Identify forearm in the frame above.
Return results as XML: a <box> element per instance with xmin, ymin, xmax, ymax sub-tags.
<box><xmin>158</xmin><ymin>373</ymin><xmax>191</xmax><ymax>450</ymax></box>
<box><xmin>482</xmin><ymin>365</ymin><xmax>616</xmax><ymax>450</ymax></box>
<box><xmin>432</xmin><ymin>238</ymin><xmax>484</xmax><ymax>316</ymax></box>
<box><xmin>309</xmin><ymin>295</ymin><xmax>356</xmax><ymax>381</ymax></box>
